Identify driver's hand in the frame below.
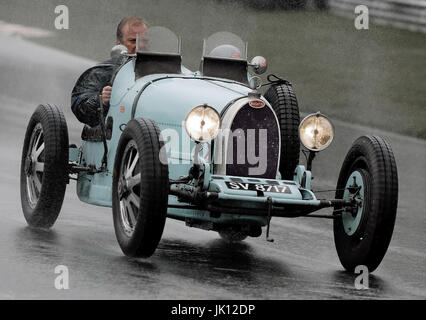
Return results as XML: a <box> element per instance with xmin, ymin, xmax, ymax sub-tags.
<box><xmin>101</xmin><ymin>86</ymin><xmax>112</xmax><ymax>105</ymax></box>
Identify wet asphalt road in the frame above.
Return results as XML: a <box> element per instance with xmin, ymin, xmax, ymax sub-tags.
<box><xmin>0</xmin><ymin>32</ymin><xmax>425</xmax><ymax>299</ymax></box>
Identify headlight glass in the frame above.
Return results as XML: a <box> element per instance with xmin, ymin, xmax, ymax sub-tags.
<box><xmin>185</xmin><ymin>105</ymin><xmax>221</xmax><ymax>142</ymax></box>
<box><xmin>299</xmin><ymin>112</ymin><xmax>334</xmax><ymax>151</ymax></box>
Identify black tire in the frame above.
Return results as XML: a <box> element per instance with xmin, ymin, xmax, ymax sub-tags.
<box><xmin>264</xmin><ymin>83</ymin><xmax>300</xmax><ymax>180</ymax></box>
<box><xmin>20</xmin><ymin>104</ymin><xmax>69</xmax><ymax>228</ymax></box>
<box><xmin>112</xmin><ymin>118</ymin><xmax>169</xmax><ymax>258</ymax></box>
<box><xmin>333</xmin><ymin>136</ymin><xmax>398</xmax><ymax>272</ymax></box>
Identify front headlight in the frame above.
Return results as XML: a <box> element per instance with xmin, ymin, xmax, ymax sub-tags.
<box><xmin>185</xmin><ymin>105</ymin><xmax>221</xmax><ymax>142</ymax></box>
<box><xmin>299</xmin><ymin>112</ymin><xmax>334</xmax><ymax>151</ymax></box>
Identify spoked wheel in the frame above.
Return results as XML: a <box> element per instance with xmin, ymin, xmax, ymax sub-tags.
<box><xmin>118</xmin><ymin>141</ymin><xmax>141</xmax><ymax>237</ymax></box>
<box><xmin>333</xmin><ymin>136</ymin><xmax>398</xmax><ymax>272</ymax></box>
<box><xmin>25</xmin><ymin>124</ymin><xmax>45</xmax><ymax>208</ymax></box>
<box><xmin>112</xmin><ymin>118</ymin><xmax>169</xmax><ymax>258</ymax></box>
<box><xmin>20</xmin><ymin>104</ymin><xmax>69</xmax><ymax>228</ymax></box>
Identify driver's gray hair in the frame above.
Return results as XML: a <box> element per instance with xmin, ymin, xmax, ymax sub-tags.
<box><xmin>116</xmin><ymin>16</ymin><xmax>148</xmax><ymax>43</ymax></box>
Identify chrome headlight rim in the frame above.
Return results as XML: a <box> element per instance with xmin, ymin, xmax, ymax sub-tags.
<box><xmin>299</xmin><ymin>112</ymin><xmax>335</xmax><ymax>152</ymax></box>
<box><xmin>184</xmin><ymin>104</ymin><xmax>221</xmax><ymax>143</ymax></box>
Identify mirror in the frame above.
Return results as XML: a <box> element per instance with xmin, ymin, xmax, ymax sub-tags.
<box><xmin>250</xmin><ymin>56</ymin><xmax>267</xmax><ymax>75</ymax></box>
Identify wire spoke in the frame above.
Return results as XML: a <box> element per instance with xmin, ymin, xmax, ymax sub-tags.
<box><xmin>125</xmin><ymin>201</ymin><xmax>137</xmax><ymax>227</ymax></box>
<box><xmin>128</xmin><ymin>191</ymin><xmax>140</xmax><ymax>209</ymax></box>
<box><xmin>126</xmin><ymin>151</ymin><xmax>139</xmax><ymax>179</ymax></box>
<box><xmin>33</xmin><ymin>174</ymin><xmax>42</xmax><ymax>192</ymax></box>
<box><xmin>31</xmin><ymin>132</ymin><xmax>42</xmax><ymax>157</ymax></box>
<box><xmin>127</xmin><ymin>173</ymin><xmax>141</xmax><ymax>189</ymax></box>
<box><xmin>35</xmin><ymin>161</ymin><xmax>44</xmax><ymax>173</ymax></box>
<box><xmin>35</xmin><ymin>142</ymin><xmax>45</xmax><ymax>159</ymax></box>
<box><xmin>27</xmin><ymin>176</ymin><xmax>35</xmax><ymax>199</ymax></box>
<box><xmin>126</xmin><ymin>149</ymin><xmax>134</xmax><ymax>171</ymax></box>
<box><xmin>120</xmin><ymin>199</ymin><xmax>128</xmax><ymax>222</ymax></box>
<box><xmin>120</xmin><ymin>143</ymin><xmax>141</xmax><ymax>235</ymax></box>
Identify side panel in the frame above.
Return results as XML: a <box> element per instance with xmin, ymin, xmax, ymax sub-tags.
<box><xmin>76</xmin><ymin>66</ymin><xmax>252</xmax><ymax>207</ymax></box>
<box><xmin>76</xmin><ymin>61</ymin><xmax>137</xmax><ymax>207</ymax></box>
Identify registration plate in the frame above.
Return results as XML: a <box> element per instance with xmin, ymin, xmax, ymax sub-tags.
<box><xmin>225</xmin><ymin>182</ymin><xmax>291</xmax><ymax>194</ymax></box>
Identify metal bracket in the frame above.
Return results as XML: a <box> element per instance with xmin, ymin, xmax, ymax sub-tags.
<box><xmin>260</xmin><ymin>74</ymin><xmax>291</xmax><ymax>88</ymax></box>
<box><xmin>266</xmin><ymin>196</ymin><xmax>274</xmax><ymax>242</ymax></box>
<box><xmin>98</xmin><ymin>95</ymin><xmax>108</xmax><ymax>171</ymax></box>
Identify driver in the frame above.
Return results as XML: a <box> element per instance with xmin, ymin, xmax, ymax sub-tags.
<box><xmin>71</xmin><ymin>16</ymin><xmax>148</xmax><ymax>127</ymax></box>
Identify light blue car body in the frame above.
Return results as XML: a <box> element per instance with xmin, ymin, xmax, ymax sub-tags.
<box><xmin>70</xmin><ymin>58</ymin><xmax>316</xmax><ymax>227</ymax></box>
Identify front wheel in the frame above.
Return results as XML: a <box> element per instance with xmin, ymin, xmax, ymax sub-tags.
<box><xmin>264</xmin><ymin>83</ymin><xmax>300</xmax><ymax>179</ymax></box>
<box><xmin>112</xmin><ymin>118</ymin><xmax>169</xmax><ymax>258</ymax></box>
<box><xmin>20</xmin><ymin>104</ymin><xmax>69</xmax><ymax>228</ymax></box>
<box><xmin>333</xmin><ymin>136</ymin><xmax>398</xmax><ymax>272</ymax></box>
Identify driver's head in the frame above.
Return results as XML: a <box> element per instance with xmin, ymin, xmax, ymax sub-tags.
<box><xmin>116</xmin><ymin>16</ymin><xmax>148</xmax><ymax>54</ymax></box>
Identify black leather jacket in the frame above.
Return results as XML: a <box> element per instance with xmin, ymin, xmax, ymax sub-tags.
<box><xmin>71</xmin><ymin>58</ymin><xmax>121</xmax><ymax>127</ymax></box>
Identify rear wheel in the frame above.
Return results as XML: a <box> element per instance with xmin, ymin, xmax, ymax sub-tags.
<box><xmin>20</xmin><ymin>104</ymin><xmax>69</xmax><ymax>228</ymax></box>
<box><xmin>112</xmin><ymin>118</ymin><xmax>169</xmax><ymax>258</ymax></box>
<box><xmin>333</xmin><ymin>136</ymin><xmax>398</xmax><ymax>272</ymax></box>
<box><xmin>264</xmin><ymin>83</ymin><xmax>300</xmax><ymax>179</ymax></box>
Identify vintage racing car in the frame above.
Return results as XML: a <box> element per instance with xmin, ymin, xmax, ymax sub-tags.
<box><xmin>20</xmin><ymin>27</ymin><xmax>398</xmax><ymax>272</ymax></box>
